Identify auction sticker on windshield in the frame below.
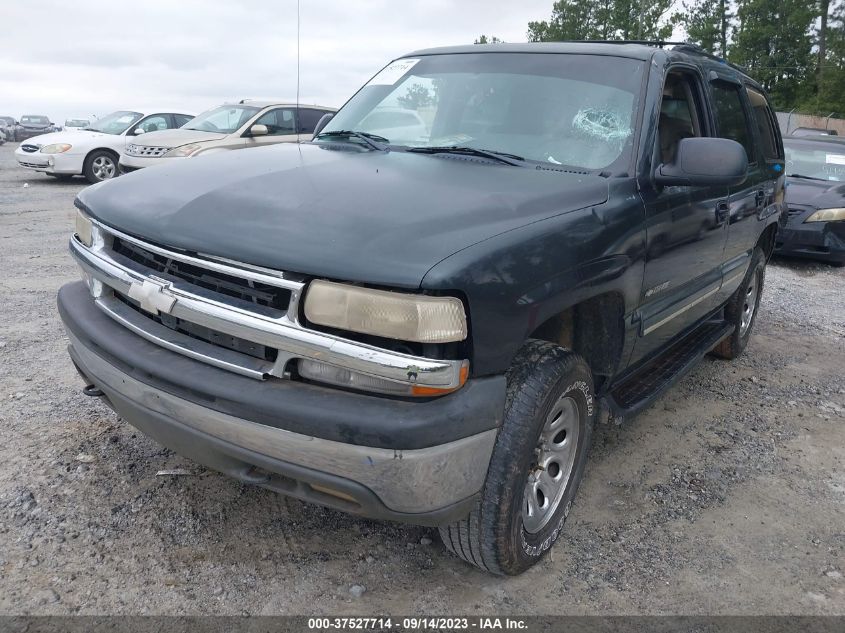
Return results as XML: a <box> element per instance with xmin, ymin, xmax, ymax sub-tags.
<box><xmin>367</xmin><ymin>59</ymin><xmax>420</xmax><ymax>86</ymax></box>
<box><xmin>826</xmin><ymin>154</ymin><xmax>845</xmax><ymax>166</ymax></box>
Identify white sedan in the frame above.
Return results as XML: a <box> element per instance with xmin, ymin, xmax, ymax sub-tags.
<box><xmin>14</xmin><ymin>109</ymin><xmax>193</xmax><ymax>183</ymax></box>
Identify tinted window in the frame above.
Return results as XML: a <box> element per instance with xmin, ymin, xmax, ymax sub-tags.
<box><xmin>298</xmin><ymin>108</ymin><xmax>328</xmax><ymax>134</ymax></box>
<box><xmin>746</xmin><ymin>87</ymin><xmax>781</xmax><ymax>159</ymax></box>
<box><xmin>711</xmin><ymin>81</ymin><xmax>755</xmax><ymax>161</ymax></box>
<box><xmin>174</xmin><ymin>114</ymin><xmax>193</xmax><ymax>127</ymax></box>
<box><xmin>256</xmin><ymin>108</ymin><xmax>296</xmax><ymax>135</ymax></box>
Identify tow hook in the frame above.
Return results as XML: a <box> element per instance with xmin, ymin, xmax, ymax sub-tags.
<box><xmin>82</xmin><ymin>384</ymin><xmax>104</xmax><ymax>397</ymax></box>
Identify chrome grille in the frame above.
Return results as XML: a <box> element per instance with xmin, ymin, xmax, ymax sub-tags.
<box><xmin>125</xmin><ymin>144</ymin><xmax>170</xmax><ymax>157</ymax></box>
<box><xmin>112</xmin><ymin>237</ymin><xmax>291</xmax><ymax>315</ymax></box>
<box><xmin>68</xmin><ymin>218</ymin><xmax>466</xmax><ymax>388</ymax></box>
<box><xmin>115</xmin><ymin>292</ymin><xmax>278</xmax><ymax>362</ymax></box>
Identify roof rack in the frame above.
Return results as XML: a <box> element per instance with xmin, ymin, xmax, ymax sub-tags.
<box><xmin>578</xmin><ymin>40</ymin><xmax>696</xmax><ymax>48</ymax></box>
<box><xmin>576</xmin><ymin>40</ymin><xmax>747</xmax><ymax>74</ymax></box>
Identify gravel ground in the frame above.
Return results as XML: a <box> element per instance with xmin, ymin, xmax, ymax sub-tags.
<box><xmin>0</xmin><ymin>142</ymin><xmax>843</xmax><ymax>616</ymax></box>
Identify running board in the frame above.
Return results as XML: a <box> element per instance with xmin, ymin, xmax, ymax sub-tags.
<box><xmin>606</xmin><ymin>320</ymin><xmax>734</xmax><ymax>422</ymax></box>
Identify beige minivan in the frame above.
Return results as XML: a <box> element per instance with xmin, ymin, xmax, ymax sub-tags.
<box><xmin>119</xmin><ymin>100</ymin><xmax>336</xmax><ymax>173</ymax></box>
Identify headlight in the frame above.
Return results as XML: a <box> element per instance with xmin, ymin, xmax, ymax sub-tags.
<box><xmin>162</xmin><ymin>143</ymin><xmax>202</xmax><ymax>158</ymax></box>
<box><xmin>304</xmin><ymin>280</ymin><xmax>467</xmax><ymax>343</ymax></box>
<box><xmin>75</xmin><ymin>210</ymin><xmax>93</xmax><ymax>247</ymax></box>
<box><xmin>805</xmin><ymin>208</ymin><xmax>845</xmax><ymax>223</ymax></box>
<box><xmin>41</xmin><ymin>143</ymin><xmax>72</xmax><ymax>154</ymax></box>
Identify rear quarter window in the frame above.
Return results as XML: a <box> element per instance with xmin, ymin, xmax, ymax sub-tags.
<box><xmin>746</xmin><ymin>86</ymin><xmax>782</xmax><ymax>160</ymax></box>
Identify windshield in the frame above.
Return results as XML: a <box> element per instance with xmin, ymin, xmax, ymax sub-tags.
<box><xmin>319</xmin><ymin>53</ymin><xmax>644</xmax><ymax>170</ymax></box>
<box><xmin>785</xmin><ymin>140</ymin><xmax>845</xmax><ymax>181</ymax></box>
<box><xmin>65</xmin><ymin>119</ymin><xmax>89</xmax><ymax>127</ymax></box>
<box><xmin>0</xmin><ymin>117</ymin><xmax>13</xmax><ymax>125</ymax></box>
<box><xmin>21</xmin><ymin>116</ymin><xmax>49</xmax><ymax>125</ymax></box>
<box><xmin>87</xmin><ymin>111</ymin><xmax>143</xmax><ymax>134</ymax></box>
<box><xmin>182</xmin><ymin>105</ymin><xmax>260</xmax><ymax>134</ymax></box>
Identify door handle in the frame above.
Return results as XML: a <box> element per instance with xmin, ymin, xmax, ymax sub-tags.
<box><xmin>716</xmin><ymin>201</ymin><xmax>730</xmax><ymax>224</ymax></box>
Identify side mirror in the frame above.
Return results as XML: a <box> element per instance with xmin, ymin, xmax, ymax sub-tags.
<box><xmin>133</xmin><ymin>127</ymin><xmax>146</xmax><ymax>135</ymax></box>
<box><xmin>655</xmin><ymin>137</ymin><xmax>748</xmax><ymax>187</ymax></box>
<box><xmin>313</xmin><ymin>113</ymin><xmax>334</xmax><ymax>137</ymax></box>
<box><xmin>248</xmin><ymin>124</ymin><xmax>268</xmax><ymax>137</ymax></box>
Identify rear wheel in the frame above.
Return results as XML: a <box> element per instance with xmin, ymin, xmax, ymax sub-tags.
<box><xmin>711</xmin><ymin>248</ymin><xmax>765</xmax><ymax>359</ymax></box>
<box><xmin>439</xmin><ymin>340</ymin><xmax>595</xmax><ymax>575</ymax></box>
<box><xmin>83</xmin><ymin>150</ymin><xmax>118</xmax><ymax>183</ymax></box>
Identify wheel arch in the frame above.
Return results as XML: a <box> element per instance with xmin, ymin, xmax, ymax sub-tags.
<box><xmin>758</xmin><ymin>222</ymin><xmax>778</xmax><ymax>261</ymax></box>
<box><xmin>527</xmin><ymin>291</ymin><xmax>626</xmax><ymax>392</ymax></box>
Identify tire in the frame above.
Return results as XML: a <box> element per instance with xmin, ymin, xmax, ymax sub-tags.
<box><xmin>439</xmin><ymin>340</ymin><xmax>595</xmax><ymax>575</ymax></box>
<box><xmin>711</xmin><ymin>247</ymin><xmax>765</xmax><ymax>360</ymax></box>
<box><xmin>83</xmin><ymin>150</ymin><xmax>118</xmax><ymax>183</ymax></box>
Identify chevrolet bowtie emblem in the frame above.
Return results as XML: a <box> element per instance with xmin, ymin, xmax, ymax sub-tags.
<box><xmin>127</xmin><ymin>278</ymin><xmax>177</xmax><ymax>315</ymax></box>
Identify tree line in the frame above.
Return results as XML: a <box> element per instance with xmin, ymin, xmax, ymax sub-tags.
<box><xmin>478</xmin><ymin>1</ymin><xmax>845</xmax><ymax>116</ymax></box>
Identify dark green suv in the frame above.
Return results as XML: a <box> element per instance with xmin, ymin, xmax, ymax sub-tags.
<box><xmin>59</xmin><ymin>42</ymin><xmax>784</xmax><ymax>575</ymax></box>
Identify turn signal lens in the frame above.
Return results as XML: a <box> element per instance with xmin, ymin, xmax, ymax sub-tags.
<box><xmin>805</xmin><ymin>207</ymin><xmax>845</xmax><ymax>223</ymax></box>
<box><xmin>304</xmin><ymin>280</ymin><xmax>467</xmax><ymax>343</ymax></box>
<box><xmin>298</xmin><ymin>359</ymin><xmax>469</xmax><ymax>398</ymax></box>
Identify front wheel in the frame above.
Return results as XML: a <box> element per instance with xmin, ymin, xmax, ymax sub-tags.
<box><xmin>83</xmin><ymin>150</ymin><xmax>118</xmax><ymax>183</ymax></box>
<box><xmin>439</xmin><ymin>340</ymin><xmax>595</xmax><ymax>575</ymax></box>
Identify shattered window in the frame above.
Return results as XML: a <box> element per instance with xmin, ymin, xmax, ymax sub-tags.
<box><xmin>322</xmin><ymin>53</ymin><xmax>644</xmax><ymax>172</ymax></box>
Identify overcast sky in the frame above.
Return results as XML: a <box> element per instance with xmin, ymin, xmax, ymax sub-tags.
<box><xmin>1</xmin><ymin>0</ymin><xmax>576</xmax><ymax>123</ymax></box>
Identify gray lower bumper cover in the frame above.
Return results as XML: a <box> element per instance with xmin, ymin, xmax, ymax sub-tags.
<box><xmin>66</xmin><ymin>330</ymin><xmax>498</xmax><ymax>525</ymax></box>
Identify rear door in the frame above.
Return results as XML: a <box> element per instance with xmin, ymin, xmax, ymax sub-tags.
<box><xmin>709</xmin><ymin>78</ymin><xmax>779</xmax><ymax>297</ymax></box>
<box><xmin>296</xmin><ymin>108</ymin><xmax>328</xmax><ymax>141</ymax></box>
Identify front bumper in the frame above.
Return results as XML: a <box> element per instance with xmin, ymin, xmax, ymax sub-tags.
<box><xmin>58</xmin><ymin>281</ymin><xmax>504</xmax><ymax>524</ymax></box>
<box><xmin>15</xmin><ymin>147</ymin><xmax>82</xmax><ymax>175</ymax></box>
<box><xmin>775</xmin><ymin>217</ymin><xmax>845</xmax><ymax>264</ymax></box>
<box><xmin>119</xmin><ymin>153</ymin><xmax>180</xmax><ymax>173</ymax></box>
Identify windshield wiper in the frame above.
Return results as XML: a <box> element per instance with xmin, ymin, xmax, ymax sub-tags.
<box><xmin>406</xmin><ymin>145</ymin><xmax>526</xmax><ymax>167</ymax></box>
<box><xmin>787</xmin><ymin>173</ymin><xmax>827</xmax><ymax>181</ymax></box>
<box><xmin>314</xmin><ymin>130</ymin><xmax>389</xmax><ymax>151</ymax></box>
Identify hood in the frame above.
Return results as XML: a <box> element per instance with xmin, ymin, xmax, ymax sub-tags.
<box><xmin>77</xmin><ymin>143</ymin><xmax>609</xmax><ymax>288</ymax></box>
<box><xmin>132</xmin><ymin>128</ymin><xmax>226</xmax><ymax>148</ymax></box>
<box><xmin>786</xmin><ymin>177</ymin><xmax>845</xmax><ymax>210</ymax></box>
<box><xmin>21</xmin><ymin>130</ymin><xmax>108</xmax><ymax>148</ymax></box>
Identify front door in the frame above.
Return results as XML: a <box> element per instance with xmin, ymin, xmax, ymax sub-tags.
<box><xmin>631</xmin><ymin>68</ymin><xmax>730</xmax><ymax>365</ymax></box>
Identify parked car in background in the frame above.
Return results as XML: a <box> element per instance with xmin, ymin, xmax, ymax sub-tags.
<box><xmin>358</xmin><ymin>107</ymin><xmax>428</xmax><ymax>143</ymax></box>
<box><xmin>14</xmin><ymin>109</ymin><xmax>193</xmax><ymax>183</ymax></box>
<box><xmin>14</xmin><ymin>115</ymin><xmax>54</xmax><ymax>141</ymax></box>
<box><xmin>61</xmin><ymin>42</ymin><xmax>783</xmax><ymax>575</ymax></box>
<box><xmin>776</xmin><ymin>135</ymin><xmax>845</xmax><ymax>264</ymax></box>
<box><xmin>791</xmin><ymin>127</ymin><xmax>839</xmax><ymax>138</ymax></box>
<box><xmin>118</xmin><ymin>101</ymin><xmax>335</xmax><ymax>173</ymax></box>
<box><xmin>0</xmin><ymin>116</ymin><xmax>16</xmax><ymax>142</ymax></box>
<box><xmin>64</xmin><ymin>118</ymin><xmax>91</xmax><ymax>132</ymax></box>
